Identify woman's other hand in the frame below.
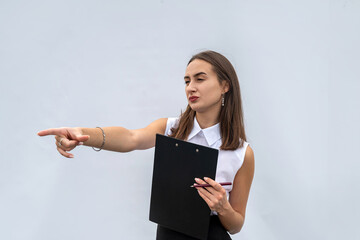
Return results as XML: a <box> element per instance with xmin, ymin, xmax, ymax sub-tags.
<box><xmin>37</xmin><ymin>127</ymin><xmax>90</xmax><ymax>158</ymax></box>
<box><xmin>194</xmin><ymin>177</ymin><xmax>231</xmax><ymax>214</ymax></box>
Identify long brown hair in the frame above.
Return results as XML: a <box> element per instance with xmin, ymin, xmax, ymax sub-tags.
<box><xmin>169</xmin><ymin>50</ymin><xmax>246</xmax><ymax>150</ymax></box>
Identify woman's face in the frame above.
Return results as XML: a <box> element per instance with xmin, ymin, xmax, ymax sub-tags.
<box><xmin>184</xmin><ymin>59</ymin><xmax>228</xmax><ymax>114</ymax></box>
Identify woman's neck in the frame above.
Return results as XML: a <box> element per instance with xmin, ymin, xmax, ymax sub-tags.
<box><xmin>195</xmin><ymin>111</ymin><xmax>220</xmax><ymax>129</ymax></box>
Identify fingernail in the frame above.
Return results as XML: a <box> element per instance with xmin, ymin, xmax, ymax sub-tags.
<box><xmin>204</xmin><ymin>177</ymin><xmax>209</xmax><ymax>180</ymax></box>
<box><xmin>69</xmin><ymin>155</ymin><xmax>74</xmax><ymax>158</ymax></box>
<box><xmin>78</xmin><ymin>142</ymin><xmax>84</xmax><ymax>145</ymax></box>
<box><xmin>195</xmin><ymin>178</ymin><xmax>200</xmax><ymax>181</ymax></box>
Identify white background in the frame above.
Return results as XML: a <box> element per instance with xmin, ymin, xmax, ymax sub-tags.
<box><xmin>0</xmin><ymin>0</ymin><xmax>359</xmax><ymax>239</ymax></box>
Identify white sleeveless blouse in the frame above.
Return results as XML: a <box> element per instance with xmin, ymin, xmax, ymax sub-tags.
<box><xmin>165</xmin><ymin>117</ymin><xmax>249</xmax><ymax>199</ymax></box>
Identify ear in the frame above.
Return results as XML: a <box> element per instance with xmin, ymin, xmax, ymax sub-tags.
<box><xmin>222</xmin><ymin>81</ymin><xmax>230</xmax><ymax>94</ymax></box>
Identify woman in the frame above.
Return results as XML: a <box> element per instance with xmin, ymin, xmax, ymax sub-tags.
<box><xmin>38</xmin><ymin>50</ymin><xmax>255</xmax><ymax>240</ymax></box>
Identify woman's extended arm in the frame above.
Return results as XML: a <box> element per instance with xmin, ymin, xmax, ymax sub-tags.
<box><xmin>195</xmin><ymin>145</ymin><xmax>255</xmax><ymax>234</ymax></box>
<box><xmin>38</xmin><ymin>118</ymin><xmax>168</xmax><ymax>158</ymax></box>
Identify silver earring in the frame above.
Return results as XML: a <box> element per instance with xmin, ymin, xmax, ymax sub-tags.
<box><xmin>221</xmin><ymin>94</ymin><xmax>225</xmax><ymax>107</ymax></box>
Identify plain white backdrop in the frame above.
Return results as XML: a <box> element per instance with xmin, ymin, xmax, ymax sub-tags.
<box><xmin>0</xmin><ymin>0</ymin><xmax>359</xmax><ymax>239</ymax></box>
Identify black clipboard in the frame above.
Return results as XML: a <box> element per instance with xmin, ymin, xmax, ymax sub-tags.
<box><xmin>149</xmin><ymin>134</ymin><xmax>219</xmax><ymax>240</ymax></box>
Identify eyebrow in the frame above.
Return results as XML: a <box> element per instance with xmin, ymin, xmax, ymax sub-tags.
<box><xmin>184</xmin><ymin>72</ymin><xmax>207</xmax><ymax>80</ymax></box>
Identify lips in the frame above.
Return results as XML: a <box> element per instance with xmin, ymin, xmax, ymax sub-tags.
<box><xmin>189</xmin><ymin>96</ymin><xmax>199</xmax><ymax>102</ymax></box>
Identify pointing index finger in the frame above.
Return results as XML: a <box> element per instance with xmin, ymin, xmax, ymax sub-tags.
<box><xmin>37</xmin><ymin>128</ymin><xmax>66</xmax><ymax>137</ymax></box>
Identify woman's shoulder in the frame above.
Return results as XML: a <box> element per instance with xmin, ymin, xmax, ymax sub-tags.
<box><xmin>228</xmin><ymin>139</ymin><xmax>251</xmax><ymax>164</ymax></box>
<box><xmin>164</xmin><ymin>117</ymin><xmax>180</xmax><ymax>136</ymax></box>
<box><xmin>234</xmin><ymin>139</ymin><xmax>249</xmax><ymax>152</ymax></box>
<box><xmin>236</xmin><ymin>141</ymin><xmax>254</xmax><ymax>167</ymax></box>
<box><xmin>166</xmin><ymin>117</ymin><xmax>179</xmax><ymax>125</ymax></box>
<box><xmin>240</xmin><ymin>141</ymin><xmax>253</xmax><ymax>159</ymax></box>
<box><xmin>244</xmin><ymin>144</ymin><xmax>254</xmax><ymax>161</ymax></box>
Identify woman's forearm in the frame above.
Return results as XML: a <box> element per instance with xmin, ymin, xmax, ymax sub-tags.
<box><xmin>81</xmin><ymin>127</ymin><xmax>137</xmax><ymax>152</ymax></box>
<box><xmin>80</xmin><ymin>118</ymin><xmax>166</xmax><ymax>153</ymax></box>
<box><xmin>217</xmin><ymin>204</ymin><xmax>245</xmax><ymax>234</ymax></box>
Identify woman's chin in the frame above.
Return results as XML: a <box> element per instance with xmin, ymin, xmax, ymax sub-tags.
<box><xmin>190</xmin><ymin>106</ymin><xmax>205</xmax><ymax>113</ymax></box>
<box><xmin>189</xmin><ymin>104</ymin><xmax>200</xmax><ymax>112</ymax></box>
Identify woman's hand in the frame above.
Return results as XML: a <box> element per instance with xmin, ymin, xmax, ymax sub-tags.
<box><xmin>194</xmin><ymin>177</ymin><xmax>231</xmax><ymax>214</ymax></box>
<box><xmin>37</xmin><ymin>127</ymin><xmax>90</xmax><ymax>158</ymax></box>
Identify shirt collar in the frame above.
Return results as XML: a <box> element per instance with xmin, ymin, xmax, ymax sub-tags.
<box><xmin>187</xmin><ymin>116</ymin><xmax>222</xmax><ymax>146</ymax></box>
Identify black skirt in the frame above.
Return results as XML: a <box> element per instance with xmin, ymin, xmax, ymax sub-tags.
<box><xmin>156</xmin><ymin>215</ymin><xmax>232</xmax><ymax>240</ymax></box>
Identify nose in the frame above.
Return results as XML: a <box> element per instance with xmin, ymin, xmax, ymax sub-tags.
<box><xmin>186</xmin><ymin>81</ymin><xmax>196</xmax><ymax>93</ymax></box>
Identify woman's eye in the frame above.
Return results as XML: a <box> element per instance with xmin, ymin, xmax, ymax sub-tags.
<box><xmin>197</xmin><ymin>78</ymin><xmax>204</xmax><ymax>81</ymax></box>
<box><xmin>184</xmin><ymin>81</ymin><xmax>190</xmax><ymax>85</ymax></box>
